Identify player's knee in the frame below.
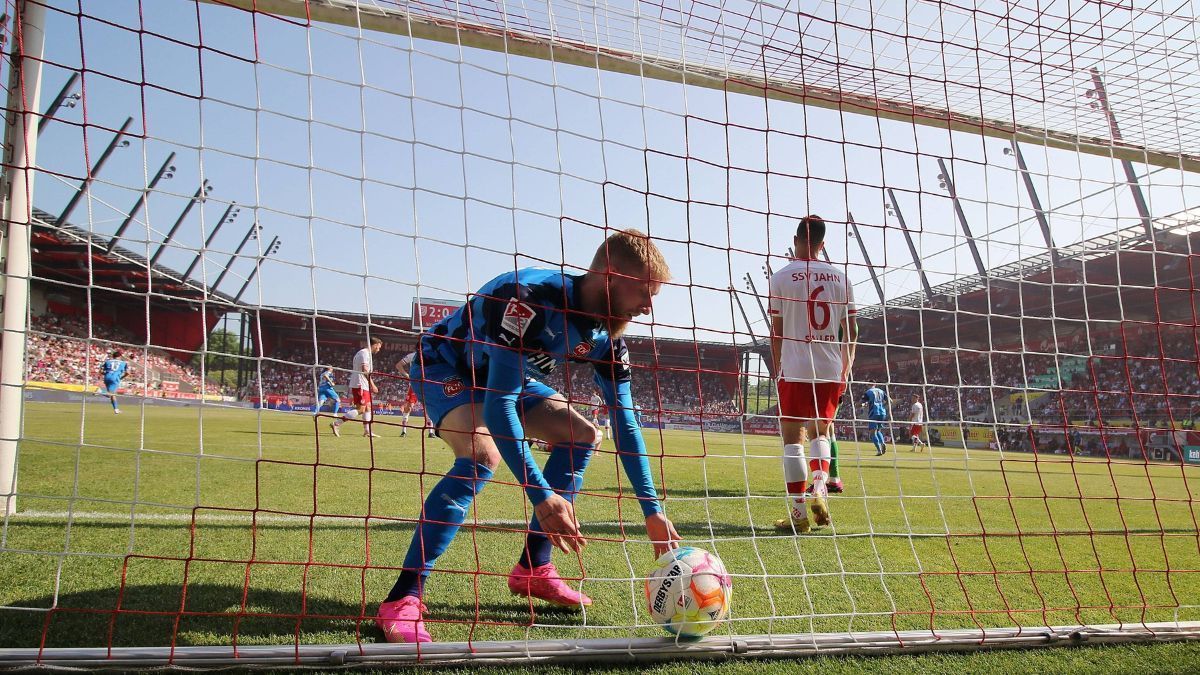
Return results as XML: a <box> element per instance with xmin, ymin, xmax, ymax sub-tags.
<box><xmin>581</xmin><ymin>422</ymin><xmax>603</xmax><ymax>446</ymax></box>
<box><xmin>472</xmin><ymin>447</ymin><xmax>501</xmax><ymax>471</ymax></box>
<box><xmin>544</xmin><ymin>418</ymin><xmax>602</xmax><ymax>447</ymax></box>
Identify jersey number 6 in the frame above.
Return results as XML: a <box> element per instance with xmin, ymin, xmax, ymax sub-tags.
<box><xmin>808</xmin><ymin>285</ymin><xmax>831</xmax><ymax>331</ymax></box>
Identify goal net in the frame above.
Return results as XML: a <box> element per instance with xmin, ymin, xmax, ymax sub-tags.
<box><xmin>2</xmin><ymin>0</ymin><xmax>1199</xmax><ymax>667</ymax></box>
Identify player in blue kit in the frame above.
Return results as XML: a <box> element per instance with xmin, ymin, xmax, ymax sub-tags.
<box><xmin>861</xmin><ymin>383</ymin><xmax>889</xmax><ymax>456</ymax></box>
<box><xmin>375</xmin><ymin>229</ymin><xmax>682</xmax><ymax>643</ymax></box>
<box><xmin>315</xmin><ymin>365</ymin><xmax>340</xmax><ymax>419</ymax></box>
<box><xmin>100</xmin><ymin>351</ymin><xmax>127</xmax><ymax>414</ymax></box>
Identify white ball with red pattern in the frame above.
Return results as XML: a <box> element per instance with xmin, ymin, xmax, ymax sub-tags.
<box><xmin>644</xmin><ymin>546</ymin><xmax>732</xmax><ymax>637</ymax></box>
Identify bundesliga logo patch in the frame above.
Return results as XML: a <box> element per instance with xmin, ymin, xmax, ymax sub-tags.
<box><xmin>442</xmin><ymin>376</ymin><xmax>465</xmax><ymax>398</ymax></box>
<box><xmin>501</xmin><ymin>298</ymin><xmax>535</xmax><ymax>338</ymax></box>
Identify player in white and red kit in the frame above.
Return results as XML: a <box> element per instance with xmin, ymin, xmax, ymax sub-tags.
<box><xmin>589</xmin><ymin>391</ymin><xmax>605</xmax><ymax>440</ymax></box>
<box><xmin>332</xmin><ymin>336</ymin><xmax>382</xmax><ymax>438</ymax></box>
<box><xmin>909</xmin><ymin>394</ymin><xmax>926</xmax><ymax>452</ymax></box>
<box><xmin>769</xmin><ymin>215</ymin><xmax>858</xmax><ymax>533</ymax></box>
<box><xmin>597</xmin><ymin>401</ymin><xmax>610</xmax><ymax>444</ymax></box>
<box><xmin>396</xmin><ymin>351</ymin><xmax>435</xmax><ymax>438</ymax></box>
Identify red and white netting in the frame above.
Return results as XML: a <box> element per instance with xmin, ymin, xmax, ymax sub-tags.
<box><xmin>1</xmin><ymin>0</ymin><xmax>1198</xmax><ymax>668</ymax></box>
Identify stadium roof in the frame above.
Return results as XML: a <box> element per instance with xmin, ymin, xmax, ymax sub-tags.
<box><xmin>857</xmin><ymin>206</ymin><xmax>1200</xmax><ymax>321</ymax></box>
<box><xmin>851</xmin><ymin>208</ymin><xmax>1200</xmax><ymax>351</ymax></box>
<box><xmin>30</xmin><ymin>208</ymin><xmax>237</xmax><ymax>308</ymax></box>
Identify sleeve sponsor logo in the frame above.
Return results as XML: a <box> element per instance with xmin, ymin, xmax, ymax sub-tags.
<box><xmin>527</xmin><ymin>352</ymin><xmax>557</xmax><ymax>374</ymax></box>
<box><xmin>572</xmin><ymin>341</ymin><xmax>593</xmax><ymax>358</ymax></box>
<box><xmin>501</xmin><ymin>298</ymin><xmax>536</xmax><ymax>339</ymax></box>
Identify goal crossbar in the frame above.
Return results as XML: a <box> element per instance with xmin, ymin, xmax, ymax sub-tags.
<box><xmin>208</xmin><ymin>0</ymin><xmax>1200</xmax><ymax>174</ymax></box>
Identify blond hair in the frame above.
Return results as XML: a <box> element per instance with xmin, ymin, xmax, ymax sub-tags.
<box><xmin>590</xmin><ymin>228</ymin><xmax>671</xmax><ymax>281</ymax></box>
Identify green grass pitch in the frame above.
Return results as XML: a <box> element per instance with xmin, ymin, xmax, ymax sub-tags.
<box><xmin>2</xmin><ymin>401</ymin><xmax>1199</xmax><ymax>666</ymax></box>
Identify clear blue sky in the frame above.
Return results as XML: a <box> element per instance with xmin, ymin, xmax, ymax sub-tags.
<box><xmin>29</xmin><ymin>0</ymin><xmax>1200</xmax><ymax>344</ymax></box>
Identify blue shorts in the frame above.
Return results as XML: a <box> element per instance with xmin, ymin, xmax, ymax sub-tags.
<box><xmin>868</xmin><ymin>412</ymin><xmax>888</xmax><ymax>431</ymax></box>
<box><xmin>103</xmin><ymin>376</ymin><xmax>120</xmax><ymax>394</ymax></box>
<box><xmin>411</xmin><ymin>359</ymin><xmax>557</xmax><ymax>432</ymax></box>
<box><xmin>317</xmin><ymin>387</ymin><xmax>339</xmax><ymax>404</ymax></box>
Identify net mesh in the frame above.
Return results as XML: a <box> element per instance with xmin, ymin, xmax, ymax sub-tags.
<box><xmin>1</xmin><ymin>0</ymin><xmax>1199</xmax><ymax>667</ymax></box>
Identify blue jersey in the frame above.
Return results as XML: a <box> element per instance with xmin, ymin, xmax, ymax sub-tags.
<box><xmin>421</xmin><ymin>268</ymin><xmax>628</xmax><ymax>385</ymax></box>
<box><xmin>420</xmin><ymin>268</ymin><xmax>660</xmax><ymax>515</ymax></box>
<box><xmin>318</xmin><ymin>370</ymin><xmax>337</xmax><ymax>390</ymax></box>
<box><xmin>102</xmin><ymin>359</ymin><xmax>127</xmax><ymax>380</ymax></box>
<box><xmin>862</xmin><ymin>387</ymin><xmax>887</xmax><ymax>418</ymax></box>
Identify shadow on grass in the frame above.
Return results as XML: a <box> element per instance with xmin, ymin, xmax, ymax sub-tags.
<box><xmin>227</xmin><ymin>429</ymin><xmax>318</xmax><ymax>437</ymax></box>
<box><xmin>11</xmin><ymin>517</ymin><xmax>1196</xmax><ymax>543</ymax></box>
<box><xmin>0</xmin><ymin>582</ymin><xmax>599</xmax><ymax>651</ymax></box>
<box><xmin>591</xmin><ymin>486</ymin><xmax>750</xmax><ymax>499</ymax></box>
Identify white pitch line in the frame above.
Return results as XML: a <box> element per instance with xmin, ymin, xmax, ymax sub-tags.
<box><xmin>6</xmin><ymin>511</ymin><xmax>961</xmax><ymax>538</ymax></box>
<box><xmin>8</xmin><ymin>510</ymin><xmax>565</xmax><ymax>527</ymax></box>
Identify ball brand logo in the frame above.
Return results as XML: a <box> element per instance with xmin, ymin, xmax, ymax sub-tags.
<box><xmin>652</xmin><ymin>563</ymin><xmax>683</xmax><ymax>614</ymax></box>
<box><xmin>442</xmin><ymin>376</ymin><xmax>465</xmax><ymax>397</ymax></box>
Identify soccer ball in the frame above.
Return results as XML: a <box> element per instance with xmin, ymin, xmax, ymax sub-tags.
<box><xmin>644</xmin><ymin>546</ymin><xmax>732</xmax><ymax>637</ymax></box>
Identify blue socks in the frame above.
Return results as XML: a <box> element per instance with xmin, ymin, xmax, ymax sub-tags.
<box><xmin>388</xmin><ymin>457</ymin><xmax>493</xmax><ymax>601</ymax></box>
<box><xmin>519</xmin><ymin>443</ymin><xmax>594</xmax><ymax>569</ymax></box>
<box><xmin>874</xmin><ymin>430</ymin><xmax>885</xmax><ymax>454</ymax></box>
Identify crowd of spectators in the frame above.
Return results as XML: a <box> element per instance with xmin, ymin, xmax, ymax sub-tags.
<box><xmin>25</xmin><ymin>314</ymin><xmax>230</xmax><ymax>396</ymax></box>
<box><xmin>245</xmin><ymin>345</ymin><xmax>418</xmax><ymax>401</ymax></box>
<box><xmin>247</xmin><ymin>344</ymin><xmax>740</xmax><ymax>417</ymax></box>
<box><xmin>1026</xmin><ymin>329</ymin><xmax>1198</xmax><ymax>429</ymax></box>
<box><xmin>847</xmin><ymin>324</ymin><xmax>1198</xmax><ymax>457</ymax></box>
<box><xmin>34</xmin><ymin>310</ymin><xmax>1193</xmax><ymax>449</ymax></box>
<box><xmin>540</xmin><ymin>360</ymin><xmax>739</xmax><ymax>419</ymax></box>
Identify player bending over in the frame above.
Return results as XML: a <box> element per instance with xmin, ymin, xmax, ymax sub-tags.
<box><xmin>769</xmin><ymin>215</ymin><xmax>857</xmax><ymax>533</ymax></box>
<box><xmin>375</xmin><ymin>229</ymin><xmax>681</xmax><ymax>643</ymax></box>
<box><xmin>100</xmin><ymin>350</ymin><xmax>128</xmax><ymax>414</ymax></box>
<box><xmin>331</xmin><ymin>336</ymin><xmax>381</xmax><ymax>438</ymax></box>
<box><xmin>315</xmin><ymin>365</ymin><xmax>340</xmax><ymax>419</ymax></box>
<box><xmin>909</xmin><ymin>394</ymin><xmax>926</xmax><ymax>452</ymax></box>
<box><xmin>861</xmin><ymin>383</ymin><xmax>889</xmax><ymax>456</ymax></box>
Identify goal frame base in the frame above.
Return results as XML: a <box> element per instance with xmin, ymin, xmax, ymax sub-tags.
<box><xmin>2</xmin><ymin>622</ymin><xmax>1198</xmax><ymax>669</ymax></box>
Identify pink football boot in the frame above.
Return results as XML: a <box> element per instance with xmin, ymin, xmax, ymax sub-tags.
<box><xmin>507</xmin><ymin>563</ymin><xmax>592</xmax><ymax>608</ymax></box>
<box><xmin>376</xmin><ymin>596</ymin><xmax>432</xmax><ymax>643</ymax></box>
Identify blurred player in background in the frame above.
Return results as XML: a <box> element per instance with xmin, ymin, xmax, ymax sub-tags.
<box><xmin>331</xmin><ymin>336</ymin><xmax>381</xmax><ymax>438</ymax></box>
<box><xmin>396</xmin><ymin>351</ymin><xmax>435</xmax><ymax>438</ymax></box>
<box><xmin>588</xmin><ymin>390</ymin><xmax>605</xmax><ymax>440</ymax></box>
<box><xmin>315</xmin><ymin>365</ymin><xmax>340</xmax><ymax>421</ymax></box>
<box><xmin>769</xmin><ymin>215</ymin><xmax>857</xmax><ymax>533</ymax></box>
<box><xmin>597</xmin><ymin>400</ymin><xmax>611</xmax><ymax>443</ymax></box>
<box><xmin>909</xmin><ymin>393</ymin><xmax>926</xmax><ymax>452</ymax></box>
<box><xmin>100</xmin><ymin>350</ymin><xmax>128</xmax><ymax>415</ymax></box>
<box><xmin>861</xmin><ymin>383</ymin><xmax>889</xmax><ymax>456</ymax></box>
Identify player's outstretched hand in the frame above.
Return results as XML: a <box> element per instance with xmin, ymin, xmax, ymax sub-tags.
<box><xmin>534</xmin><ymin>494</ymin><xmax>586</xmax><ymax>553</ymax></box>
<box><xmin>645</xmin><ymin>512</ymin><xmax>681</xmax><ymax>558</ymax></box>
